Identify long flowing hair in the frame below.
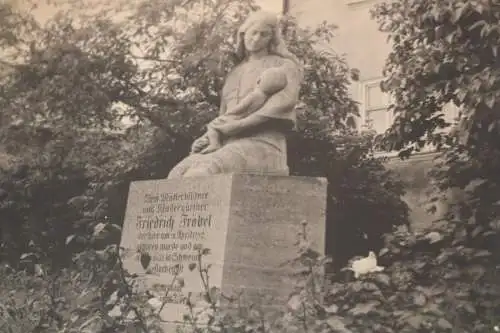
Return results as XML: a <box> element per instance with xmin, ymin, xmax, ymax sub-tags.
<box><xmin>235</xmin><ymin>11</ymin><xmax>302</xmax><ymax>72</ymax></box>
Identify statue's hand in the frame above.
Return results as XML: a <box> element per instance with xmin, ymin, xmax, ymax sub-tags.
<box><xmin>200</xmin><ymin>141</ymin><xmax>221</xmax><ymax>154</ymax></box>
<box><xmin>211</xmin><ymin>120</ymin><xmax>242</xmax><ymax>136</ymax></box>
<box><xmin>209</xmin><ymin>117</ymin><xmax>227</xmax><ymax>127</ymax></box>
<box><xmin>190</xmin><ymin>136</ymin><xmax>209</xmax><ymax>154</ymax></box>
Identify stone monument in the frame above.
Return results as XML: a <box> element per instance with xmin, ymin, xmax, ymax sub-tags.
<box><xmin>119</xmin><ymin>10</ymin><xmax>327</xmax><ymax>330</ymax></box>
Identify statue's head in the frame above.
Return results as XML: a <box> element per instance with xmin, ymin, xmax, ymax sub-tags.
<box><xmin>235</xmin><ymin>11</ymin><xmax>300</xmax><ymax>66</ymax></box>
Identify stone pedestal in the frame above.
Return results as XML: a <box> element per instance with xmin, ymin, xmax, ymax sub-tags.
<box><xmin>120</xmin><ymin>173</ymin><xmax>327</xmax><ymax>329</ymax></box>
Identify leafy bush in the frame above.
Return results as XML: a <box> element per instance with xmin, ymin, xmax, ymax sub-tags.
<box><xmin>0</xmin><ymin>0</ymin><xmax>408</xmax><ymax>269</ymax></box>
<box><xmin>1</xmin><ymin>0</ymin><xmax>498</xmax><ymax>332</ymax></box>
<box><xmin>327</xmin><ymin>224</ymin><xmax>499</xmax><ymax>333</ymax></box>
<box><xmin>289</xmin><ymin>130</ymin><xmax>408</xmax><ymax>268</ymax></box>
<box><xmin>2</xmin><ymin>218</ymin><xmax>498</xmax><ymax>333</ymax></box>
<box><xmin>0</xmin><ymin>244</ymin><xmax>168</xmax><ymax>333</ymax></box>
<box><xmin>371</xmin><ymin>0</ymin><xmax>500</xmax><ymax>260</ymax></box>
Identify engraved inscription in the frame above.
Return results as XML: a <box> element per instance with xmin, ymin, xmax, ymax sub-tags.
<box><xmin>134</xmin><ymin>191</ymin><xmax>214</xmax><ymax>275</ymax></box>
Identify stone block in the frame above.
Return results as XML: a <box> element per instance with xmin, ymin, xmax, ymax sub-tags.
<box><xmin>120</xmin><ymin>173</ymin><xmax>327</xmax><ymax>329</ymax></box>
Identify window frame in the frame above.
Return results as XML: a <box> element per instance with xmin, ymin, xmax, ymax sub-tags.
<box><xmin>359</xmin><ymin>77</ymin><xmax>393</xmax><ymax>133</ymax></box>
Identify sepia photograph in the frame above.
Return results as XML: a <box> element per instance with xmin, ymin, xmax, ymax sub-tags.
<box><xmin>0</xmin><ymin>0</ymin><xmax>498</xmax><ymax>332</ymax></box>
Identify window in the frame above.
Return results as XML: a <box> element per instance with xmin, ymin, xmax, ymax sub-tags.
<box><xmin>360</xmin><ymin>78</ymin><xmax>393</xmax><ymax>134</ymax></box>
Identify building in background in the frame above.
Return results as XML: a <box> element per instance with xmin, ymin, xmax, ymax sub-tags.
<box><xmin>288</xmin><ymin>0</ymin><xmax>458</xmax><ymax>229</ymax></box>
<box><xmin>289</xmin><ymin>0</ymin><xmax>459</xmax><ymax>135</ymax></box>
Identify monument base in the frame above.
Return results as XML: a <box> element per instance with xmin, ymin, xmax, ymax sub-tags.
<box><xmin>120</xmin><ymin>173</ymin><xmax>327</xmax><ymax>332</ymax></box>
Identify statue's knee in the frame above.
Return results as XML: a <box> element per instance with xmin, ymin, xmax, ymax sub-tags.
<box><xmin>167</xmin><ymin>165</ymin><xmax>185</xmax><ymax>179</ymax></box>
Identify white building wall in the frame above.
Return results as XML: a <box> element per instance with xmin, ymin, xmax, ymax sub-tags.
<box><xmin>291</xmin><ymin>0</ymin><xmax>389</xmax><ymax>81</ymax></box>
<box><xmin>289</xmin><ymin>0</ymin><xmax>459</xmax><ymax>134</ymax></box>
<box><xmin>289</xmin><ymin>0</ymin><xmax>461</xmax><ymax>231</ymax></box>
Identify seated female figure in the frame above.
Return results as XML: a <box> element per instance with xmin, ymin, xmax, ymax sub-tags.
<box><xmin>167</xmin><ymin>11</ymin><xmax>303</xmax><ymax>179</ymax></box>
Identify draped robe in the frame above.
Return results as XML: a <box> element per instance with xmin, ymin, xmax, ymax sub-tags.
<box><xmin>167</xmin><ymin>55</ymin><xmax>301</xmax><ymax>179</ymax></box>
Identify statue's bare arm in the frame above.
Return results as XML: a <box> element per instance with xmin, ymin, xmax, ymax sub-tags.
<box><xmin>211</xmin><ymin>60</ymin><xmax>301</xmax><ymax>137</ymax></box>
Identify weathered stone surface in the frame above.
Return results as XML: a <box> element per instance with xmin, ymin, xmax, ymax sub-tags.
<box><xmin>167</xmin><ymin>10</ymin><xmax>303</xmax><ymax>179</ymax></box>
<box><xmin>120</xmin><ymin>174</ymin><xmax>327</xmax><ymax>328</ymax></box>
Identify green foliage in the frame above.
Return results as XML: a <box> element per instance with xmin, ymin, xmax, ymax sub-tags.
<box><xmin>289</xmin><ymin>130</ymin><xmax>408</xmax><ymax>268</ymax></box>
<box><xmin>371</xmin><ymin>0</ymin><xmax>500</xmax><ymax>259</ymax></box>
<box><xmin>323</xmin><ymin>223</ymin><xmax>500</xmax><ymax>333</ymax></box>
<box><xmin>2</xmin><ymin>221</ymin><xmax>498</xmax><ymax>333</ymax></box>
<box><xmin>0</xmin><ymin>0</ymin><xmax>408</xmax><ymax>268</ymax></box>
<box><xmin>371</xmin><ymin>0</ymin><xmax>500</xmax><ymax>152</ymax></box>
<box><xmin>1</xmin><ymin>1</ymin><xmax>498</xmax><ymax>332</ymax></box>
<box><xmin>0</xmin><ymin>243</ymin><xmax>172</xmax><ymax>333</ymax></box>
<box><xmin>172</xmin><ymin>223</ymin><xmax>500</xmax><ymax>333</ymax></box>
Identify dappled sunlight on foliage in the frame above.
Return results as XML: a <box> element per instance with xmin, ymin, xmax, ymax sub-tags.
<box><xmin>0</xmin><ymin>0</ymin><xmax>407</xmax><ymax>268</ymax></box>
<box><xmin>372</xmin><ymin>0</ymin><xmax>500</xmax><ymax>235</ymax></box>
<box><xmin>0</xmin><ymin>0</ymin><xmax>448</xmax><ymax>332</ymax></box>
<box><xmin>1</xmin><ymin>219</ymin><xmax>498</xmax><ymax>332</ymax></box>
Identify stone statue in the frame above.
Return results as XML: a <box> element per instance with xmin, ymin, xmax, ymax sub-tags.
<box><xmin>195</xmin><ymin>65</ymin><xmax>289</xmax><ymax>155</ymax></box>
<box><xmin>167</xmin><ymin>11</ymin><xmax>303</xmax><ymax>179</ymax></box>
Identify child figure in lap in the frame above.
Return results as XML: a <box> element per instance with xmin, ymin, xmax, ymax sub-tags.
<box><xmin>192</xmin><ymin>66</ymin><xmax>288</xmax><ymax>154</ymax></box>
